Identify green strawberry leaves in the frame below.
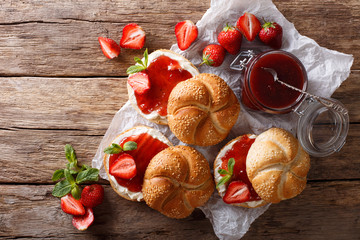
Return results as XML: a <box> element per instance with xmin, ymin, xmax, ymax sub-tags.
<box><xmin>52</xmin><ymin>144</ymin><xmax>100</xmax><ymax>200</ymax></box>
<box><xmin>126</xmin><ymin>48</ymin><xmax>149</xmax><ymax>75</ymax></box>
<box><xmin>216</xmin><ymin>158</ymin><xmax>235</xmax><ymax>189</ymax></box>
<box><xmin>103</xmin><ymin>141</ymin><xmax>137</xmax><ymax>154</ymax></box>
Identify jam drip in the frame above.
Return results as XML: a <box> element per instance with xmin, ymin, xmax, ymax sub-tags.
<box><xmin>134</xmin><ymin>55</ymin><xmax>193</xmax><ymax>116</ymax></box>
<box><xmin>220</xmin><ymin>135</ymin><xmax>261</xmax><ymax>202</ymax></box>
<box><xmin>109</xmin><ymin>133</ymin><xmax>169</xmax><ymax>192</ymax></box>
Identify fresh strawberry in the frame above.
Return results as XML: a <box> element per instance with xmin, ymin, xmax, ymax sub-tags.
<box><xmin>80</xmin><ymin>184</ymin><xmax>104</xmax><ymax>208</ymax></box>
<box><xmin>218</xmin><ymin>24</ymin><xmax>242</xmax><ymax>55</ymax></box>
<box><xmin>109</xmin><ymin>153</ymin><xmax>137</xmax><ymax>179</ymax></box>
<box><xmin>128</xmin><ymin>71</ymin><xmax>151</xmax><ymax>95</ymax></box>
<box><xmin>120</xmin><ymin>23</ymin><xmax>146</xmax><ymax>49</ymax></box>
<box><xmin>98</xmin><ymin>37</ymin><xmax>121</xmax><ymax>59</ymax></box>
<box><xmin>236</xmin><ymin>12</ymin><xmax>261</xmax><ymax>42</ymax></box>
<box><xmin>175</xmin><ymin>20</ymin><xmax>198</xmax><ymax>51</ymax></box>
<box><xmin>72</xmin><ymin>207</ymin><xmax>94</xmax><ymax>231</ymax></box>
<box><xmin>223</xmin><ymin>181</ymin><xmax>250</xmax><ymax>204</ymax></box>
<box><xmin>61</xmin><ymin>194</ymin><xmax>85</xmax><ymax>216</ymax></box>
<box><xmin>259</xmin><ymin>21</ymin><xmax>283</xmax><ymax>49</ymax></box>
<box><xmin>201</xmin><ymin>44</ymin><xmax>226</xmax><ymax>67</ymax></box>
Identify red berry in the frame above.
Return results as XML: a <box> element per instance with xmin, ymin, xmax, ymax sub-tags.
<box><xmin>175</xmin><ymin>20</ymin><xmax>198</xmax><ymax>51</ymax></box>
<box><xmin>80</xmin><ymin>184</ymin><xmax>104</xmax><ymax>208</ymax></box>
<box><xmin>61</xmin><ymin>194</ymin><xmax>85</xmax><ymax>216</ymax></box>
<box><xmin>223</xmin><ymin>181</ymin><xmax>250</xmax><ymax>204</ymax></box>
<box><xmin>120</xmin><ymin>23</ymin><xmax>146</xmax><ymax>49</ymax></box>
<box><xmin>236</xmin><ymin>12</ymin><xmax>261</xmax><ymax>42</ymax></box>
<box><xmin>98</xmin><ymin>37</ymin><xmax>121</xmax><ymax>59</ymax></box>
<box><xmin>259</xmin><ymin>21</ymin><xmax>283</xmax><ymax>49</ymax></box>
<box><xmin>109</xmin><ymin>153</ymin><xmax>137</xmax><ymax>179</ymax></box>
<box><xmin>127</xmin><ymin>71</ymin><xmax>151</xmax><ymax>95</ymax></box>
<box><xmin>201</xmin><ymin>44</ymin><xmax>226</xmax><ymax>67</ymax></box>
<box><xmin>218</xmin><ymin>24</ymin><xmax>242</xmax><ymax>55</ymax></box>
<box><xmin>72</xmin><ymin>207</ymin><xmax>94</xmax><ymax>231</ymax></box>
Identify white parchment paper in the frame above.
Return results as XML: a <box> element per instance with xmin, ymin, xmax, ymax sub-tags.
<box><xmin>92</xmin><ymin>0</ymin><xmax>353</xmax><ymax>239</ymax></box>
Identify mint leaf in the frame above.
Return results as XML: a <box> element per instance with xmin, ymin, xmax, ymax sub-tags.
<box><xmin>218</xmin><ymin>169</ymin><xmax>228</xmax><ymax>175</ymax></box>
<box><xmin>123</xmin><ymin>141</ymin><xmax>137</xmax><ymax>151</ymax></box>
<box><xmin>143</xmin><ymin>48</ymin><xmax>148</xmax><ymax>67</ymax></box>
<box><xmin>104</xmin><ymin>143</ymin><xmax>123</xmax><ymax>154</ymax></box>
<box><xmin>52</xmin><ymin>169</ymin><xmax>65</xmax><ymax>181</ymax></box>
<box><xmin>52</xmin><ymin>179</ymin><xmax>72</xmax><ymax>197</ymax></box>
<box><xmin>64</xmin><ymin>169</ymin><xmax>75</xmax><ymax>185</ymax></box>
<box><xmin>216</xmin><ymin>175</ymin><xmax>231</xmax><ymax>189</ymax></box>
<box><xmin>134</xmin><ymin>57</ymin><xmax>144</xmax><ymax>66</ymax></box>
<box><xmin>71</xmin><ymin>185</ymin><xmax>82</xmax><ymax>200</ymax></box>
<box><xmin>65</xmin><ymin>144</ymin><xmax>77</xmax><ymax>164</ymax></box>
<box><xmin>127</xmin><ymin>65</ymin><xmax>146</xmax><ymax>75</ymax></box>
<box><xmin>228</xmin><ymin>158</ymin><xmax>235</xmax><ymax>175</ymax></box>
<box><xmin>76</xmin><ymin>168</ymin><xmax>99</xmax><ymax>184</ymax></box>
<box><xmin>126</xmin><ymin>48</ymin><xmax>149</xmax><ymax>75</ymax></box>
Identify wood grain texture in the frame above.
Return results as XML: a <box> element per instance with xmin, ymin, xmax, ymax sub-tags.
<box><xmin>0</xmin><ymin>181</ymin><xmax>359</xmax><ymax>239</ymax></box>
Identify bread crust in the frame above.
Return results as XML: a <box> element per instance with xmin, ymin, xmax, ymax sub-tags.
<box><xmin>246</xmin><ymin>128</ymin><xmax>311</xmax><ymax>203</ymax></box>
<box><xmin>213</xmin><ymin>134</ymin><xmax>268</xmax><ymax>208</ymax></box>
<box><xmin>167</xmin><ymin>73</ymin><xmax>240</xmax><ymax>146</ymax></box>
<box><xmin>142</xmin><ymin>146</ymin><xmax>214</xmax><ymax>219</ymax></box>
<box><xmin>127</xmin><ymin>49</ymin><xmax>199</xmax><ymax>125</ymax></box>
<box><xmin>103</xmin><ymin>125</ymin><xmax>172</xmax><ymax>202</ymax></box>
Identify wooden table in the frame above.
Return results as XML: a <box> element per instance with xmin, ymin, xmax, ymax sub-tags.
<box><xmin>1</xmin><ymin>0</ymin><xmax>359</xmax><ymax>239</ymax></box>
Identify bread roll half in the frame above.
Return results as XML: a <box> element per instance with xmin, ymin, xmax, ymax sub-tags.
<box><xmin>246</xmin><ymin>128</ymin><xmax>311</xmax><ymax>203</ymax></box>
<box><xmin>142</xmin><ymin>146</ymin><xmax>214</xmax><ymax>219</ymax></box>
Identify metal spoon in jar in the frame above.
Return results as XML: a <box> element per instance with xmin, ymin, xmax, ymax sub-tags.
<box><xmin>262</xmin><ymin>67</ymin><xmax>348</xmax><ymax>115</ymax></box>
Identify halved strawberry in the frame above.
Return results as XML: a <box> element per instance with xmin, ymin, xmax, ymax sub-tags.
<box><xmin>61</xmin><ymin>194</ymin><xmax>85</xmax><ymax>216</ymax></box>
<box><xmin>109</xmin><ymin>153</ymin><xmax>137</xmax><ymax>179</ymax></box>
<box><xmin>120</xmin><ymin>23</ymin><xmax>146</xmax><ymax>49</ymax></box>
<box><xmin>223</xmin><ymin>181</ymin><xmax>250</xmax><ymax>204</ymax></box>
<box><xmin>72</xmin><ymin>207</ymin><xmax>94</xmax><ymax>231</ymax></box>
<box><xmin>128</xmin><ymin>71</ymin><xmax>151</xmax><ymax>95</ymax></box>
<box><xmin>98</xmin><ymin>37</ymin><xmax>121</xmax><ymax>59</ymax></box>
<box><xmin>175</xmin><ymin>20</ymin><xmax>198</xmax><ymax>51</ymax></box>
<box><xmin>236</xmin><ymin>12</ymin><xmax>261</xmax><ymax>42</ymax></box>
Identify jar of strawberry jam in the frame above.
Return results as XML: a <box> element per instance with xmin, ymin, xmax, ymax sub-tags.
<box><xmin>230</xmin><ymin>50</ymin><xmax>349</xmax><ymax>157</ymax></box>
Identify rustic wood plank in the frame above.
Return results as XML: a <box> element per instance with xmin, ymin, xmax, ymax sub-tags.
<box><xmin>1</xmin><ymin>123</ymin><xmax>359</xmax><ymax>183</ymax></box>
<box><xmin>0</xmin><ymin>0</ymin><xmax>358</xmax><ymax>77</ymax></box>
<box><xmin>0</xmin><ymin>181</ymin><xmax>359</xmax><ymax>239</ymax></box>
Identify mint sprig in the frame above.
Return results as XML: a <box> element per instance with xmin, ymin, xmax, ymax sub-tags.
<box><xmin>216</xmin><ymin>158</ymin><xmax>235</xmax><ymax>189</ymax></box>
<box><xmin>126</xmin><ymin>48</ymin><xmax>149</xmax><ymax>75</ymax></box>
<box><xmin>104</xmin><ymin>141</ymin><xmax>137</xmax><ymax>154</ymax></box>
<box><xmin>52</xmin><ymin>144</ymin><xmax>100</xmax><ymax>199</ymax></box>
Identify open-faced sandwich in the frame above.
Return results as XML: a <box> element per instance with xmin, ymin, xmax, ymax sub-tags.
<box><xmin>103</xmin><ymin>126</ymin><xmax>172</xmax><ymax>201</ymax></box>
<box><xmin>127</xmin><ymin>49</ymin><xmax>199</xmax><ymax>125</ymax></box>
<box><xmin>214</xmin><ymin>128</ymin><xmax>310</xmax><ymax>207</ymax></box>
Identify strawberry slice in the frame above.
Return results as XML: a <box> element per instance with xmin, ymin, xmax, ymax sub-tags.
<box><xmin>236</xmin><ymin>12</ymin><xmax>261</xmax><ymax>42</ymax></box>
<box><xmin>109</xmin><ymin>153</ymin><xmax>137</xmax><ymax>179</ymax></box>
<box><xmin>61</xmin><ymin>194</ymin><xmax>85</xmax><ymax>216</ymax></box>
<box><xmin>98</xmin><ymin>37</ymin><xmax>121</xmax><ymax>59</ymax></box>
<box><xmin>128</xmin><ymin>71</ymin><xmax>151</xmax><ymax>95</ymax></box>
<box><xmin>72</xmin><ymin>207</ymin><xmax>94</xmax><ymax>231</ymax></box>
<box><xmin>175</xmin><ymin>20</ymin><xmax>198</xmax><ymax>51</ymax></box>
<box><xmin>223</xmin><ymin>181</ymin><xmax>250</xmax><ymax>204</ymax></box>
<box><xmin>120</xmin><ymin>23</ymin><xmax>146</xmax><ymax>49</ymax></box>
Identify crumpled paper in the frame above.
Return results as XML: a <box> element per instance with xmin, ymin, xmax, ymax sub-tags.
<box><xmin>92</xmin><ymin>0</ymin><xmax>353</xmax><ymax>239</ymax></box>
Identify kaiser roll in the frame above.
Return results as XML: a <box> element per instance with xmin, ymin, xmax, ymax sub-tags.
<box><xmin>246</xmin><ymin>128</ymin><xmax>310</xmax><ymax>203</ymax></box>
<box><xmin>167</xmin><ymin>73</ymin><xmax>240</xmax><ymax>146</ymax></box>
<box><xmin>142</xmin><ymin>146</ymin><xmax>214</xmax><ymax>219</ymax></box>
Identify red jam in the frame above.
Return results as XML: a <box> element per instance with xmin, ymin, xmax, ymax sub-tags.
<box><xmin>242</xmin><ymin>51</ymin><xmax>307</xmax><ymax>113</ymax></box>
<box><xmin>109</xmin><ymin>133</ymin><xmax>169</xmax><ymax>192</ymax></box>
<box><xmin>220</xmin><ymin>135</ymin><xmax>261</xmax><ymax>202</ymax></box>
<box><xmin>134</xmin><ymin>55</ymin><xmax>193</xmax><ymax>116</ymax></box>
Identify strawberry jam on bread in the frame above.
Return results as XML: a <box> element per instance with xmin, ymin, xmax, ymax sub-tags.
<box><xmin>103</xmin><ymin>126</ymin><xmax>172</xmax><ymax>201</ymax></box>
<box><xmin>127</xmin><ymin>49</ymin><xmax>199</xmax><ymax>125</ymax></box>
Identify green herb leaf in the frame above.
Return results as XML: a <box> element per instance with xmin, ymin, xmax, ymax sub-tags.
<box><xmin>126</xmin><ymin>65</ymin><xmax>146</xmax><ymax>75</ymax></box>
<box><xmin>64</xmin><ymin>169</ymin><xmax>75</xmax><ymax>185</ymax></box>
<box><xmin>134</xmin><ymin>57</ymin><xmax>144</xmax><ymax>66</ymax></box>
<box><xmin>81</xmin><ymin>164</ymin><xmax>91</xmax><ymax>171</ymax></box>
<box><xmin>227</xmin><ymin>158</ymin><xmax>235</xmax><ymax>175</ymax></box>
<box><xmin>104</xmin><ymin>143</ymin><xmax>123</xmax><ymax>154</ymax></box>
<box><xmin>65</xmin><ymin>144</ymin><xmax>77</xmax><ymax>164</ymax></box>
<box><xmin>126</xmin><ymin>48</ymin><xmax>149</xmax><ymax>75</ymax></box>
<box><xmin>217</xmin><ymin>169</ymin><xmax>228</xmax><ymax>175</ymax></box>
<box><xmin>52</xmin><ymin>169</ymin><xmax>65</xmax><ymax>181</ymax></box>
<box><xmin>123</xmin><ymin>141</ymin><xmax>137</xmax><ymax>151</ymax></box>
<box><xmin>71</xmin><ymin>185</ymin><xmax>82</xmax><ymax>200</ymax></box>
<box><xmin>52</xmin><ymin>179</ymin><xmax>72</xmax><ymax>197</ymax></box>
<box><xmin>143</xmin><ymin>48</ymin><xmax>148</xmax><ymax>67</ymax></box>
<box><xmin>216</xmin><ymin>175</ymin><xmax>231</xmax><ymax>189</ymax></box>
<box><xmin>76</xmin><ymin>168</ymin><xmax>99</xmax><ymax>184</ymax></box>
